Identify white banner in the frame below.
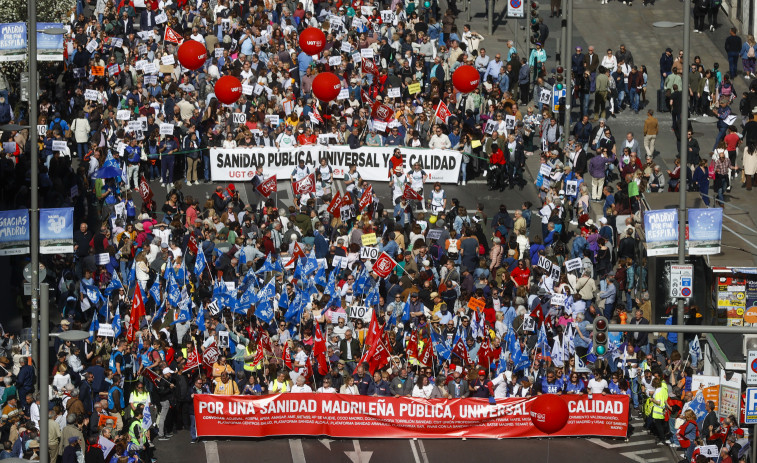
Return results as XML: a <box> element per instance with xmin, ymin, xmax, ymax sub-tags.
<box><xmin>210</xmin><ymin>146</ymin><xmax>462</xmax><ymax>183</ymax></box>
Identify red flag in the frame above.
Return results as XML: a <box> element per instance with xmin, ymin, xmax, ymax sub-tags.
<box><xmin>365</xmin><ymin>310</ymin><xmax>382</xmax><ymax>348</ymax></box>
<box><xmin>258</xmin><ymin>328</ymin><xmax>273</xmax><ymax>353</ymax></box>
<box><xmin>418</xmin><ymin>338</ymin><xmax>433</xmax><ymax>367</ymax></box>
<box><xmin>341</xmin><ymin>191</ymin><xmax>353</xmax><ymax>206</ymax></box>
<box><xmin>285</xmin><ymin>241</ymin><xmax>307</xmax><ymax>267</ymax></box>
<box><xmin>317</xmin><ymin>353</ymin><xmax>329</xmax><ymax>375</ymax></box>
<box><xmin>293</xmin><ymin>173</ymin><xmax>316</xmax><ymax>195</ymax></box>
<box><xmin>256</xmin><ymin>175</ymin><xmax>277</xmax><ymax>198</ymax></box>
<box><xmin>283</xmin><ymin>342</ymin><xmax>293</xmax><ymax>370</ymax></box>
<box><xmin>372</xmin><ymin>252</ymin><xmax>397</xmax><ymax>278</ymax></box>
<box><xmin>326</xmin><ymin>193</ymin><xmax>343</xmax><ymax>216</ymax></box>
<box><xmin>142</xmin><ymin>368</ymin><xmax>161</xmax><ymax>386</ymax></box>
<box><xmin>358</xmin><ymin>185</ymin><xmax>373</xmax><ymax>211</ymax></box>
<box><xmin>434</xmin><ymin>100</ymin><xmax>453</xmax><ymax>123</ymax></box>
<box><xmin>127</xmin><ymin>284</ymin><xmax>146</xmax><ymax>342</ymax></box>
<box><xmin>183</xmin><ymin>348</ymin><xmax>200</xmax><ymax>372</ymax></box>
<box><xmin>371</xmin><ymin>101</ymin><xmax>394</xmax><ymax>122</ymax></box>
<box><xmin>478</xmin><ymin>336</ymin><xmax>496</xmax><ymax>366</ymax></box>
<box><xmin>309</xmin><ymin>105</ymin><xmax>324</xmax><ymax>124</ymax></box>
<box><xmin>164</xmin><ymin>26</ymin><xmax>184</xmax><ymax>44</ymax></box>
<box><xmin>202</xmin><ymin>341</ymin><xmax>221</xmax><ymax>367</ymax></box>
<box><xmin>452</xmin><ymin>337</ymin><xmax>473</xmax><ymax>365</ymax></box>
<box><xmin>362</xmin><ymin>58</ymin><xmax>379</xmax><ymax>76</ymax></box>
<box><xmin>304</xmin><ymin>356</ymin><xmax>314</xmax><ymax>379</ymax></box>
<box><xmin>367</xmin><ymin>340</ymin><xmax>391</xmax><ymax>374</ymax></box>
<box><xmin>313</xmin><ymin>321</ymin><xmax>327</xmax><ymax>357</ymax></box>
<box><xmin>530</xmin><ymin>303</ymin><xmax>545</xmax><ymax>327</ymax></box>
<box><xmin>402</xmin><ymin>183</ymin><xmax>423</xmax><ymax>201</ymax></box>
<box><xmin>138</xmin><ymin>176</ymin><xmax>153</xmax><ymax>204</ymax></box>
<box><xmin>250</xmin><ymin>338</ymin><xmax>265</xmax><ymax>368</ymax></box>
<box><xmin>406</xmin><ymin>331</ymin><xmax>419</xmax><ymax>360</ymax></box>
<box><xmin>187</xmin><ymin>235</ymin><xmax>199</xmax><ymax>255</ymax></box>
<box><xmin>361</xmin><ymin>89</ymin><xmax>374</xmax><ymax>105</ymax></box>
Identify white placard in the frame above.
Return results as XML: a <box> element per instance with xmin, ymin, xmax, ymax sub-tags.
<box><xmin>337</xmin><ymin>88</ymin><xmax>349</xmax><ymax>100</ymax></box>
<box><xmin>135</xmin><ymin>59</ymin><xmax>147</xmax><ymax>71</ymax></box>
<box><xmin>265</xmin><ymin>115</ymin><xmax>279</xmax><ymax>127</ymax></box>
<box><xmin>564</xmin><ymin>258</ymin><xmax>583</xmax><ymax>273</ymax></box>
<box><xmin>207</xmin><ymin>300</ymin><xmax>220</xmax><ymax>316</ymax></box>
<box><xmin>332</xmin><ymin>255</ymin><xmax>348</xmax><ymax>268</ymax></box>
<box><xmin>380</xmin><ymin>10</ymin><xmax>395</xmax><ymax>23</ymax></box>
<box><xmin>539</xmin><ymin>89</ymin><xmax>551</xmax><ymax>105</ymax></box>
<box><xmin>340</xmin><ymin>42</ymin><xmax>352</xmax><ymax>53</ymax></box>
<box><xmin>329</xmin><ymin>55</ymin><xmax>342</xmax><ymax>66</ymax></box>
<box><xmin>155</xmin><ymin>12</ymin><xmax>168</xmax><ymax>24</ymax></box>
<box><xmin>505</xmin><ymin>115</ymin><xmax>516</xmax><ymax>131</ymax></box>
<box><xmin>86</xmin><ymin>40</ymin><xmax>98</xmax><ymax>53</ymax></box>
<box><xmin>539</xmin><ymin>163</ymin><xmax>552</xmax><ymax>177</ymax></box>
<box><xmin>161</xmin><ymin>54</ymin><xmax>175</xmax><ymax>65</ymax></box>
<box><xmin>107</xmin><ymin>64</ymin><xmax>120</xmax><ymax>76</ymax></box>
<box><xmin>52</xmin><ymin>140</ymin><xmax>68</xmax><ymax>151</ymax></box>
<box><xmin>84</xmin><ymin>89</ymin><xmax>99</xmax><ymax>101</ymax></box>
<box><xmin>96</xmin><ymin>253</ymin><xmax>110</xmax><ymax>265</ymax></box>
<box><xmin>566</xmin><ymin>180</ymin><xmax>578</xmax><ymax>197</ymax></box>
<box><xmin>232</xmin><ymin>113</ymin><xmax>246</xmax><ymax>124</ymax></box>
<box><xmin>143</xmin><ymin>62</ymin><xmax>158</xmax><ymax>74</ymax></box>
<box><xmin>138</xmin><ymin>44</ymin><xmax>147</xmax><ymax>55</ymax></box>
<box><xmin>699</xmin><ymin>445</ymin><xmax>719</xmax><ymax>458</ymax></box>
<box><xmin>360</xmin><ymin>5</ymin><xmax>373</xmax><ymax>15</ymax></box>
<box><xmin>117</xmin><ymin>110</ymin><xmax>131</xmax><ymax>121</ymax></box>
<box><xmin>359</xmin><ymin>246</ymin><xmax>380</xmax><ymax>260</ymax></box>
<box><xmin>160</xmin><ymin>123</ymin><xmax>174</xmax><ymax>135</ymax></box>
<box><xmin>352</xmin><ymin>52</ymin><xmax>362</xmax><ymax>63</ymax></box>
<box><xmin>253</xmin><ymin>84</ymin><xmax>264</xmax><ymax>95</ymax></box>
<box><xmin>537</xmin><ymin>255</ymin><xmax>552</xmax><ymax>272</ymax></box>
<box><xmin>97</xmin><ymin>325</ymin><xmax>115</xmax><ymax>337</ymax></box>
<box><xmin>215</xmin><ymin>48</ymin><xmax>223</xmax><ymax>58</ymax></box>
<box><xmin>372</xmin><ymin>120</ymin><xmax>387</xmax><ymax>132</ymax></box>
<box><xmin>550</xmin><ymin>293</ymin><xmax>567</xmax><ymax>306</ymax></box>
<box><xmin>127</xmin><ymin>120</ymin><xmax>142</xmax><ymax>132</ymax></box>
<box><xmin>348</xmin><ymin>305</ymin><xmax>373</xmax><ymax>323</ymax></box>
<box><xmin>387</xmin><ymin>87</ymin><xmax>401</xmax><ymax>98</ymax></box>
<box><xmin>360</xmin><ymin>48</ymin><xmax>374</xmax><ymax>59</ymax></box>
<box><xmin>242</xmin><ymin>84</ymin><xmax>254</xmax><ymax>95</ymax></box>
<box><xmin>144</xmin><ymin>75</ymin><xmax>158</xmax><ymax>85</ymax></box>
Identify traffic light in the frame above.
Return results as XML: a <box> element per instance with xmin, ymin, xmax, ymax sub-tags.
<box><xmin>593</xmin><ymin>316</ymin><xmax>609</xmax><ymax>356</ymax></box>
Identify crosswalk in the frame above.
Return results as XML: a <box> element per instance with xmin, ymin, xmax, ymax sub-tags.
<box><xmin>587</xmin><ymin>415</ymin><xmax>676</xmax><ymax>463</ymax></box>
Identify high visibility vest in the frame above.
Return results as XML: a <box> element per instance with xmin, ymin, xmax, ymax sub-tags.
<box><xmin>108</xmin><ymin>385</ymin><xmax>125</xmax><ymax>410</ymax></box>
<box><xmin>243</xmin><ymin>345</ymin><xmax>262</xmax><ymax>372</ymax></box>
<box><xmin>270</xmin><ymin>380</ymin><xmax>289</xmax><ymax>393</ymax></box>
<box><xmin>652</xmin><ymin>383</ymin><xmax>668</xmax><ymax>419</ymax></box>
<box><xmin>130</xmin><ymin>390</ymin><xmax>149</xmax><ymax>407</ymax></box>
<box><xmin>129</xmin><ymin>420</ymin><xmax>144</xmax><ymax>446</ymax></box>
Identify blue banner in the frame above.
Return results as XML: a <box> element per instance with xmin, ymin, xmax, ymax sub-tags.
<box><xmin>0</xmin><ymin>209</ymin><xmax>29</xmax><ymax>255</ymax></box>
<box><xmin>688</xmin><ymin>208</ymin><xmax>723</xmax><ymax>255</ymax></box>
<box><xmin>37</xmin><ymin>23</ymin><xmax>64</xmax><ymax>61</ymax></box>
<box><xmin>0</xmin><ymin>23</ymin><xmax>26</xmax><ymax>62</ymax></box>
<box><xmin>643</xmin><ymin>209</ymin><xmax>678</xmax><ymax>256</ymax></box>
<box><xmin>40</xmin><ymin>208</ymin><xmax>74</xmax><ymax>254</ymax></box>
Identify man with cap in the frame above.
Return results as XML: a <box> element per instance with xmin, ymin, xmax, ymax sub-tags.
<box><xmin>155</xmin><ymin>367</ymin><xmax>177</xmax><ymax>440</ymax></box>
<box><xmin>469</xmin><ymin>370</ymin><xmax>494</xmax><ymax>398</ymax></box>
<box><xmin>447</xmin><ymin>370</ymin><xmax>470</xmax><ymax>398</ymax></box>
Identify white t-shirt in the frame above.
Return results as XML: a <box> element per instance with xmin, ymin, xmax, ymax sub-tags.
<box><xmin>291</xmin><ymin>384</ymin><xmax>313</xmax><ymax>393</ymax></box>
<box><xmin>316</xmin><ymin>386</ymin><xmax>336</xmax><ymax>393</ymax></box>
<box><xmin>587</xmin><ymin>378</ymin><xmax>608</xmax><ymax>394</ymax></box>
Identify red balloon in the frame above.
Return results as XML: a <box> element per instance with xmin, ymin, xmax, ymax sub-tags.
<box><xmin>530</xmin><ymin>394</ymin><xmax>570</xmax><ymax>434</ymax></box>
<box><xmin>177</xmin><ymin>40</ymin><xmax>207</xmax><ymax>70</ymax></box>
<box><xmin>312</xmin><ymin>72</ymin><xmax>342</xmax><ymax>102</ymax></box>
<box><xmin>299</xmin><ymin>27</ymin><xmax>326</xmax><ymax>55</ymax></box>
<box><xmin>214</xmin><ymin>76</ymin><xmax>242</xmax><ymax>105</ymax></box>
<box><xmin>452</xmin><ymin>65</ymin><xmax>480</xmax><ymax>93</ymax></box>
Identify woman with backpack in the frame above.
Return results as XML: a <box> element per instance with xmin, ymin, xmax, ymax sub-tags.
<box><xmin>740</xmin><ymin>34</ymin><xmax>757</xmax><ymax>80</ymax></box>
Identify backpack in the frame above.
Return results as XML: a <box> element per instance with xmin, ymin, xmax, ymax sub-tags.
<box><xmin>749</xmin><ymin>45</ymin><xmax>756</xmax><ymax>59</ymax></box>
<box><xmin>51</xmin><ymin>118</ymin><xmax>64</xmax><ymax>134</ymax></box>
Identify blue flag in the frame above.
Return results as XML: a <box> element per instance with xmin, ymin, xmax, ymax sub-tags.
<box><xmin>194</xmin><ymin>249</ymin><xmax>207</xmax><ymax>276</ymax></box>
<box><xmin>497</xmin><ymin>344</ymin><xmax>509</xmax><ymax>374</ymax></box>
<box><xmin>88</xmin><ymin>315</ymin><xmax>99</xmax><ymax>342</ymax></box>
<box><xmin>430</xmin><ymin>329</ymin><xmax>451</xmax><ymax>361</ymax></box>
<box><xmin>256</xmin><ymin>253</ymin><xmax>282</xmax><ymax>274</ymax></box>
<box><xmin>511</xmin><ymin>335</ymin><xmax>530</xmax><ymax>372</ymax></box>
<box><xmin>538</xmin><ymin>324</ymin><xmax>551</xmax><ymax>359</ymax></box>
<box><xmin>285</xmin><ymin>290</ymin><xmax>305</xmax><ymax>324</ymax></box>
<box><xmin>149</xmin><ymin>279</ymin><xmax>161</xmax><ymax>303</ymax></box>
<box><xmin>82</xmin><ymin>283</ymin><xmax>103</xmax><ymax>305</ymax></box>
<box><xmin>172</xmin><ymin>299</ymin><xmax>192</xmax><ymax>325</ymax></box>
<box><xmin>401</xmin><ymin>296</ymin><xmax>411</xmax><ymax>323</ymax></box>
<box><xmin>111</xmin><ymin>309</ymin><xmax>122</xmax><ymax>339</ymax></box>
<box><xmin>153</xmin><ymin>299</ymin><xmax>167</xmax><ymax>325</ymax></box>
<box><xmin>213</xmin><ymin>283</ymin><xmax>232</xmax><ymax>308</ymax></box>
<box><xmin>689</xmin><ymin>391</ymin><xmax>708</xmax><ymax>426</ymax></box>
<box><xmin>315</xmin><ymin>264</ymin><xmax>327</xmax><ymax>288</ymax></box>
<box><xmin>278</xmin><ymin>288</ymin><xmax>290</xmax><ymax>310</ymax></box>
<box><xmin>365</xmin><ymin>283</ymin><xmax>379</xmax><ymax>307</ymax></box>
<box><xmin>104</xmin><ymin>273</ymin><xmax>123</xmax><ymax>296</ymax></box>
<box><xmin>167</xmin><ymin>274</ymin><xmax>181</xmax><ymax>307</ymax></box>
<box><xmin>196</xmin><ymin>307</ymin><xmax>206</xmax><ymax>332</ymax></box>
<box><xmin>255</xmin><ymin>299</ymin><xmax>274</xmax><ymax>324</ymax></box>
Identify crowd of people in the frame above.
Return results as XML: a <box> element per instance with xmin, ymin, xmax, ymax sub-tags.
<box><xmin>1</xmin><ymin>0</ymin><xmax>757</xmax><ymax>461</ymax></box>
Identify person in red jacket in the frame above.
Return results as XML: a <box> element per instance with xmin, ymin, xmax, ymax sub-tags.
<box><xmin>488</xmin><ymin>143</ymin><xmax>507</xmax><ymax>191</ymax></box>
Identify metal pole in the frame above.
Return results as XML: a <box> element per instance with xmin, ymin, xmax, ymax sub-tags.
<box><xmin>677</xmin><ymin>0</ymin><xmax>691</xmax><ymax>355</ymax></box>
<box><xmin>525</xmin><ymin>1</ymin><xmax>531</xmax><ymax>59</ymax></box>
<box><xmin>29</xmin><ymin>0</ymin><xmax>40</xmax><ymax>369</ymax></box>
<box><xmin>562</xmin><ymin>0</ymin><xmax>573</xmax><ymax>144</ymax></box>
<box><xmin>39</xmin><ymin>282</ymin><xmax>49</xmax><ymax>463</ymax></box>
<box><xmin>467</xmin><ymin>0</ymin><xmax>471</xmax><ymax>22</ymax></box>
<box><xmin>607</xmin><ymin>324</ymin><xmax>757</xmax><ymax>334</ymax></box>
<box><xmin>488</xmin><ymin>0</ymin><xmax>494</xmax><ymax>34</ymax></box>
<box><xmin>752</xmin><ymin>424</ymin><xmax>757</xmax><ymax>463</ymax></box>
<box><xmin>559</xmin><ymin>10</ymin><xmax>567</xmax><ymax>66</ymax></box>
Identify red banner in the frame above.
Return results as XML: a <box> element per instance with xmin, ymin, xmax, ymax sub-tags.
<box><xmin>293</xmin><ymin>173</ymin><xmax>316</xmax><ymax>195</ymax></box>
<box><xmin>372</xmin><ymin>252</ymin><xmax>397</xmax><ymax>278</ymax></box>
<box><xmin>326</xmin><ymin>193</ymin><xmax>343</xmax><ymax>216</ymax></box>
<box><xmin>194</xmin><ymin>393</ymin><xmax>629</xmax><ymax>439</ymax></box>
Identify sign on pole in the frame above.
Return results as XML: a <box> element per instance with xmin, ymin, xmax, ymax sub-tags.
<box><xmin>745</xmin><ymin>387</ymin><xmax>757</xmax><ymax>424</ymax></box>
<box><xmin>748</xmin><ymin>351</ymin><xmax>757</xmax><ymax>386</ymax></box>
<box><xmin>670</xmin><ymin>264</ymin><xmax>693</xmax><ymax>298</ymax></box>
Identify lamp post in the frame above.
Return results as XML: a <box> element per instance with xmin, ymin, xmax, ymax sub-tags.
<box><xmin>677</xmin><ymin>0</ymin><xmax>691</xmax><ymax>355</ymax></box>
<box><xmin>29</xmin><ymin>0</ymin><xmax>39</xmax><ymax>371</ymax></box>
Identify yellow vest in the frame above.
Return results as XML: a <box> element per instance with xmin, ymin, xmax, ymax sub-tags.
<box><xmin>652</xmin><ymin>382</ymin><xmax>668</xmax><ymax>419</ymax></box>
<box><xmin>270</xmin><ymin>380</ymin><xmax>289</xmax><ymax>393</ymax></box>
<box><xmin>243</xmin><ymin>344</ymin><xmax>263</xmax><ymax>372</ymax></box>
<box><xmin>130</xmin><ymin>390</ymin><xmax>149</xmax><ymax>406</ymax></box>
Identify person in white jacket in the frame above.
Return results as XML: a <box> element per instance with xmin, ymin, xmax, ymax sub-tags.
<box><xmin>71</xmin><ymin>112</ymin><xmax>90</xmax><ymax>160</ymax></box>
<box><xmin>428</xmin><ymin>127</ymin><xmax>452</xmax><ymax>149</ymax></box>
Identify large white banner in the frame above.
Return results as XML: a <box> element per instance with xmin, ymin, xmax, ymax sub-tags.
<box><xmin>210</xmin><ymin>145</ymin><xmax>462</xmax><ymax>183</ymax></box>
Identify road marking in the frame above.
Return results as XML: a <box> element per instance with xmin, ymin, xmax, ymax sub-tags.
<box><xmin>416</xmin><ymin>439</ymin><xmax>430</xmax><ymax>463</ymax></box>
<box><xmin>288</xmin><ymin>438</ymin><xmax>306</xmax><ymax>463</ymax></box>
<box><xmin>318</xmin><ymin>438</ymin><xmax>333</xmax><ymax>450</ymax></box>
<box><xmin>203</xmin><ymin>441</ymin><xmax>220</xmax><ymax>463</ymax></box>
<box><xmin>344</xmin><ymin>439</ymin><xmax>373</xmax><ymax>463</ymax></box>
<box><xmin>620</xmin><ymin>449</ymin><xmax>667</xmax><ymax>463</ymax></box>
<box><xmin>409</xmin><ymin>439</ymin><xmax>421</xmax><ymax>463</ymax></box>
<box><xmin>588</xmin><ymin>437</ymin><xmax>656</xmax><ymax>449</ymax></box>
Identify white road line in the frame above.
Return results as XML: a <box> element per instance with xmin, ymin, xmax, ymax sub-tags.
<box><xmin>588</xmin><ymin>437</ymin><xmax>656</xmax><ymax>449</ymax></box>
<box><xmin>344</xmin><ymin>439</ymin><xmax>373</xmax><ymax>463</ymax></box>
<box><xmin>620</xmin><ymin>449</ymin><xmax>667</xmax><ymax>463</ymax></box>
<box><xmin>203</xmin><ymin>441</ymin><xmax>220</xmax><ymax>463</ymax></box>
<box><xmin>288</xmin><ymin>438</ymin><xmax>306</xmax><ymax>463</ymax></box>
<box><xmin>416</xmin><ymin>439</ymin><xmax>430</xmax><ymax>463</ymax></box>
<box><xmin>409</xmin><ymin>439</ymin><xmax>421</xmax><ymax>463</ymax></box>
